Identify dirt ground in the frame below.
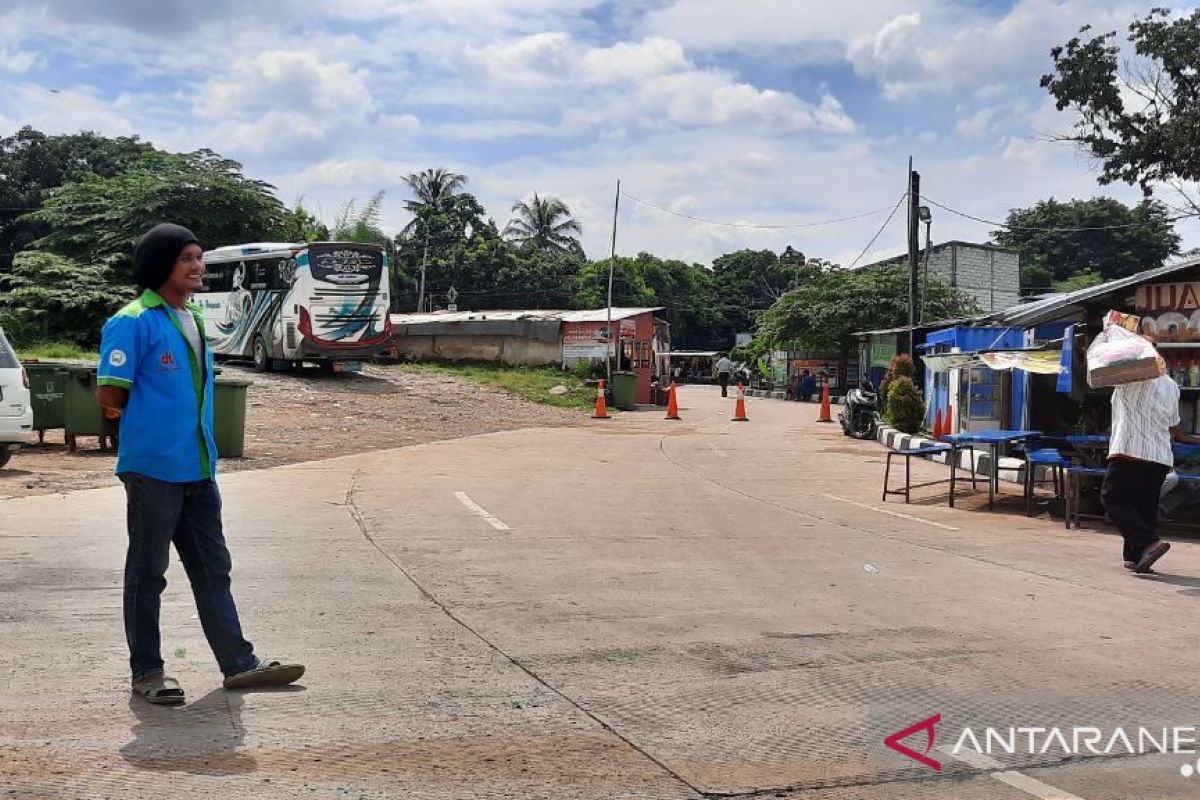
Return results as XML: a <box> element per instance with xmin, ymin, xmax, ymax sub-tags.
<box><xmin>0</xmin><ymin>363</ymin><xmax>581</xmax><ymax>500</ymax></box>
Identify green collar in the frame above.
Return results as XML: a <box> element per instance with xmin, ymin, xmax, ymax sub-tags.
<box><xmin>140</xmin><ymin>289</ymin><xmax>200</xmax><ymax>314</ymax></box>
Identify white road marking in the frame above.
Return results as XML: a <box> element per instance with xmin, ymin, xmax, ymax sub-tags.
<box><xmin>821</xmin><ymin>494</ymin><xmax>959</xmax><ymax>531</ymax></box>
<box><xmin>454</xmin><ymin>492</ymin><xmax>510</xmax><ymax>531</ymax></box>
<box><xmin>939</xmin><ymin>746</ymin><xmax>1003</xmax><ymax>770</ymax></box>
<box><xmin>941</xmin><ymin>747</ymin><xmax>1087</xmax><ymax>800</ymax></box>
<box><xmin>992</xmin><ymin>771</ymin><xmax>1086</xmax><ymax>800</ymax></box>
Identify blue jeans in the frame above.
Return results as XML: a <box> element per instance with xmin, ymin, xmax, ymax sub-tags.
<box><xmin>121</xmin><ymin>473</ymin><xmax>256</xmax><ymax>681</ymax></box>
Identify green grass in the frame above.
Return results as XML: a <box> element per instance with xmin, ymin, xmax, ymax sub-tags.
<box><xmin>397</xmin><ymin>363</ymin><xmax>598</xmax><ymax>410</ymax></box>
<box><xmin>16</xmin><ymin>342</ymin><xmax>98</xmax><ymax>362</ymax></box>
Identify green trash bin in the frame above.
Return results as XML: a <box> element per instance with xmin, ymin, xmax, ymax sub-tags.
<box><xmin>23</xmin><ymin>363</ymin><xmax>67</xmax><ymax>441</ymax></box>
<box><xmin>213</xmin><ymin>378</ymin><xmax>252</xmax><ymax>458</ymax></box>
<box><xmin>610</xmin><ymin>371</ymin><xmax>637</xmax><ymax>411</ymax></box>
<box><xmin>63</xmin><ymin>364</ymin><xmax>117</xmax><ymax>451</ymax></box>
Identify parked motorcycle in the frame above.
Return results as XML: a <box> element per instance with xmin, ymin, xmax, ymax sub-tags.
<box><xmin>839</xmin><ymin>380</ymin><xmax>880</xmax><ymax>439</ymax></box>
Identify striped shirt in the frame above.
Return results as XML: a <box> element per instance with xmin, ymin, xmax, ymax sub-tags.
<box><xmin>1110</xmin><ymin>375</ymin><xmax>1180</xmax><ymax>466</ymax></box>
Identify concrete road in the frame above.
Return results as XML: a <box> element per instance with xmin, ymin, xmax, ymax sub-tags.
<box><xmin>3</xmin><ymin>385</ymin><xmax>1200</xmax><ymax>799</ymax></box>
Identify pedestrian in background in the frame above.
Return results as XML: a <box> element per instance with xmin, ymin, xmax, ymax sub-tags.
<box><xmin>97</xmin><ymin>223</ymin><xmax>305</xmax><ymax>704</ymax></box>
<box><xmin>801</xmin><ymin>370</ymin><xmax>816</xmax><ymax>402</ymax></box>
<box><xmin>716</xmin><ymin>353</ymin><xmax>733</xmax><ymax>397</ymax></box>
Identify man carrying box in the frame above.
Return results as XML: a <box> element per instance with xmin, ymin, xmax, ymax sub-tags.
<box><xmin>1104</xmin><ymin>367</ymin><xmax>1200</xmax><ymax>573</ymax></box>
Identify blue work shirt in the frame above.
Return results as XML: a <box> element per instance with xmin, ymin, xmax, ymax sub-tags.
<box><xmin>98</xmin><ymin>290</ymin><xmax>217</xmax><ymax>482</ymax></box>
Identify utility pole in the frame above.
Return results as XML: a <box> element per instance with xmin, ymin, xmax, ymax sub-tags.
<box><xmin>418</xmin><ymin>225</ymin><xmax>429</xmax><ymax>314</ymax></box>
<box><xmin>606</xmin><ymin>179</ymin><xmax>620</xmax><ymax>385</ymax></box>
<box><xmin>907</xmin><ymin>160</ymin><xmax>921</xmax><ymax>355</ymax></box>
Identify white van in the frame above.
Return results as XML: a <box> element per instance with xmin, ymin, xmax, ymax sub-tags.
<box><xmin>0</xmin><ymin>327</ymin><xmax>32</xmax><ymax>468</ymax></box>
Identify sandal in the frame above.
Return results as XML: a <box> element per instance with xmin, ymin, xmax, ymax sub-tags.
<box><xmin>1136</xmin><ymin>541</ymin><xmax>1170</xmax><ymax>574</ymax></box>
<box><xmin>223</xmin><ymin>658</ymin><xmax>305</xmax><ymax>690</ymax></box>
<box><xmin>132</xmin><ymin>674</ymin><xmax>186</xmax><ymax>705</ymax></box>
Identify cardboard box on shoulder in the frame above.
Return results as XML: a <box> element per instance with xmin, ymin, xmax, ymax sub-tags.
<box><xmin>1087</xmin><ymin>355</ymin><xmax>1165</xmax><ymax>388</ymax></box>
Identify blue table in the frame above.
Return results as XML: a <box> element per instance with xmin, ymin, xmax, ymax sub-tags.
<box><xmin>941</xmin><ymin>430</ymin><xmax>1043</xmax><ymax>509</ymax></box>
<box><xmin>1067</xmin><ymin>434</ymin><xmax>1200</xmax><ymax>465</ymax></box>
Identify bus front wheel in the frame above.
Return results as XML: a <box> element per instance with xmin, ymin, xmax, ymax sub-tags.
<box><xmin>252</xmin><ymin>336</ymin><xmax>274</xmax><ymax>373</ymax></box>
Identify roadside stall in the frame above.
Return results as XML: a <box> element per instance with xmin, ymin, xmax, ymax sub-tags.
<box><xmin>667</xmin><ymin>351</ymin><xmax>717</xmax><ymax>385</ymax></box>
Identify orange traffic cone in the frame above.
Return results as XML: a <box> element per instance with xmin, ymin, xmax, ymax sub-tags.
<box><xmin>592</xmin><ymin>380</ymin><xmax>611</xmax><ymax>419</ymax></box>
<box><xmin>932</xmin><ymin>407</ymin><xmax>944</xmax><ymax>439</ymax></box>
<box><xmin>944</xmin><ymin>406</ymin><xmax>954</xmax><ymax>435</ymax></box>
<box><xmin>732</xmin><ymin>382</ymin><xmax>749</xmax><ymax>422</ymax></box>
<box><xmin>665</xmin><ymin>381</ymin><xmax>682</xmax><ymax>420</ymax></box>
<box><xmin>817</xmin><ymin>385</ymin><xmax>832</xmax><ymax>423</ymax></box>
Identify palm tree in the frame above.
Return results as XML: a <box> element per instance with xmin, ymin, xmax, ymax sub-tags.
<box><xmin>400</xmin><ymin>168</ymin><xmax>467</xmax><ymax>234</ymax></box>
<box><xmin>504</xmin><ymin>193</ymin><xmax>583</xmax><ymax>256</ymax></box>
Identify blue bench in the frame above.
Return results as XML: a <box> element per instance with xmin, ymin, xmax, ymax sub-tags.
<box><xmin>883</xmin><ymin>444</ymin><xmax>977</xmax><ymax>505</ymax></box>
<box><xmin>1024</xmin><ymin>447</ymin><xmax>1072</xmax><ymax>518</ymax></box>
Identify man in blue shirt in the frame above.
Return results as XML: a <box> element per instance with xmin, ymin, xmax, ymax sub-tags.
<box><xmin>97</xmin><ymin>223</ymin><xmax>303</xmax><ymax>704</ymax></box>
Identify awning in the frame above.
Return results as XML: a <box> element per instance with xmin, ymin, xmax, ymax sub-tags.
<box><xmin>923</xmin><ymin>346</ymin><xmax>1065</xmax><ymax>375</ymax></box>
<box><xmin>978</xmin><ymin>350</ymin><xmax>1063</xmax><ymax>374</ymax></box>
<box><xmin>923</xmin><ymin>353</ymin><xmax>976</xmax><ymax>372</ymax></box>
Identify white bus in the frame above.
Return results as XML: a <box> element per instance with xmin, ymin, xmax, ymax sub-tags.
<box><xmin>198</xmin><ymin>242</ymin><xmax>393</xmax><ymax>372</ymax></box>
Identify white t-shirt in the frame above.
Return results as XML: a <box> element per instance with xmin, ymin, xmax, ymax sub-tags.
<box><xmin>1110</xmin><ymin>375</ymin><xmax>1180</xmax><ymax>466</ymax></box>
<box><xmin>716</xmin><ymin>357</ymin><xmax>732</xmax><ymax>374</ymax></box>
<box><xmin>170</xmin><ymin>306</ymin><xmax>204</xmax><ymax>359</ymax></box>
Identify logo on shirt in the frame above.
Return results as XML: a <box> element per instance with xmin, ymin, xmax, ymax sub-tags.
<box><xmin>157</xmin><ymin>350</ymin><xmax>180</xmax><ymax>372</ymax></box>
<box><xmin>109</xmin><ymin>349</ymin><xmax>127</xmax><ymax>368</ymax></box>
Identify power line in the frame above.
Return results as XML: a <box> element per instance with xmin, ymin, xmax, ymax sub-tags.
<box><xmin>922</xmin><ymin>195</ymin><xmax>1200</xmax><ymax>232</ymax></box>
<box><xmin>848</xmin><ymin>193</ymin><xmax>909</xmax><ymax>269</ymax></box>
<box><xmin>619</xmin><ymin>190</ymin><xmax>899</xmax><ymax>230</ymax></box>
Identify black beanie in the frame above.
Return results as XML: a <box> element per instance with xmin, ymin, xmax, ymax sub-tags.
<box><xmin>132</xmin><ymin>223</ymin><xmax>201</xmax><ymax>290</ymax></box>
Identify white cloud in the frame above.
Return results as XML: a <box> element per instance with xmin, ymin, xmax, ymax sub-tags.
<box><xmin>196</xmin><ymin>50</ymin><xmax>382</xmax><ymax>156</ymax></box>
<box><xmin>642</xmin><ymin>0</ymin><xmax>938</xmax><ymax>56</ymax></box>
<box><xmin>458</xmin><ymin>32</ymin><xmax>854</xmax><ymax>136</ymax></box>
<box><xmin>633</xmin><ymin>73</ymin><xmax>854</xmax><ymax>133</ymax></box>
<box><xmin>2</xmin><ymin>84</ymin><xmax>136</xmax><ymax>136</ymax></box>
<box><xmin>848</xmin><ymin>0</ymin><xmax>1148</xmax><ymax>99</ymax></box>
<box><xmin>954</xmin><ymin>107</ymin><xmax>998</xmax><ymax>139</ymax></box>
<box><xmin>0</xmin><ymin>45</ymin><xmax>37</xmax><ymax>74</ymax></box>
<box><xmin>1</xmin><ymin>0</ymin><xmax>1196</xmax><ymax>270</ymax></box>
<box><xmin>463</xmin><ymin>34</ymin><xmax>688</xmax><ymax>87</ymax></box>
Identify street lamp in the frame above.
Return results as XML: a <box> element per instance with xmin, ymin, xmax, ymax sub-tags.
<box><xmin>918</xmin><ymin>206</ymin><xmax>932</xmax><ymax>323</ymax></box>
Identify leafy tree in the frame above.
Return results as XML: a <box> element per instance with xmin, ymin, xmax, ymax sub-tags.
<box><xmin>503</xmin><ymin>193</ymin><xmax>584</xmax><ymax>257</ymax></box>
<box><xmin>487</xmin><ymin>248</ymin><xmax>580</xmax><ymax>310</ymax></box>
<box><xmin>1054</xmin><ymin>270</ymin><xmax>1106</xmax><ymax>293</ymax></box>
<box><xmin>0</xmin><ymin>251</ymin><xmax>130</xmax><ymax>345</ymax></box>
<box><xmin>757</xmin><ymin>264</ymin><xmax>979</xmax><ymax>354</ymax></box>
<box><xmin>279</xmin><ymin>199</ymin><xmax>331</xmax><ymax>242</ymax></box>
<box><xmin>710</xmin><ymin>248</ymin><xmax>818</xmax><ymax>344</ymax></box>
<box><xmin>634</xmin><ymin>252</ymin><xmax>723</xmax><ymax>350</ymax></box>
<box><xmin>23</xmin><ymin>149</ymin><xmax>286</xmax><ymax>278</ymax></box>
<box><xmin>0</xmin><ymin>126</ymin><xmax>153</xmax><ymax>267</ymax></box>
<box><xmin>571</xmin><ymin>257</ymin><xmax>657</xmax><ymax>309</ymax></box>
<box><xmin>991</xmin><ymin>197</ymin><xmax>1180</xmax><ymax>289</ymax></box>
<box><xmin>1041</xmin><ymin>9</ymin><xmax>1200</xmax><ymax>213</ymax></box>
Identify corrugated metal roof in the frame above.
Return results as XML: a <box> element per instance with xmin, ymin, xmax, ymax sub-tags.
<box><xmin>556</xmin><ymin>307</ymin><xmax>664</xmax><ymax>322</ymax></box>
<box><xmin>1000</xmin><ymin>256</ymin><xmax>1200</xmax><ymax>327</ymax></box>
<box><xmin>389</xmin><ymin>307</ymin><xmax>664</xmax><ymax>326</ymax></box>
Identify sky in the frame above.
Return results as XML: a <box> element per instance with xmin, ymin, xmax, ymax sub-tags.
<box><xmin>1</xmin><ymin>0</ymin><xmax>1196</xmax><ymax>267</ymax></box>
